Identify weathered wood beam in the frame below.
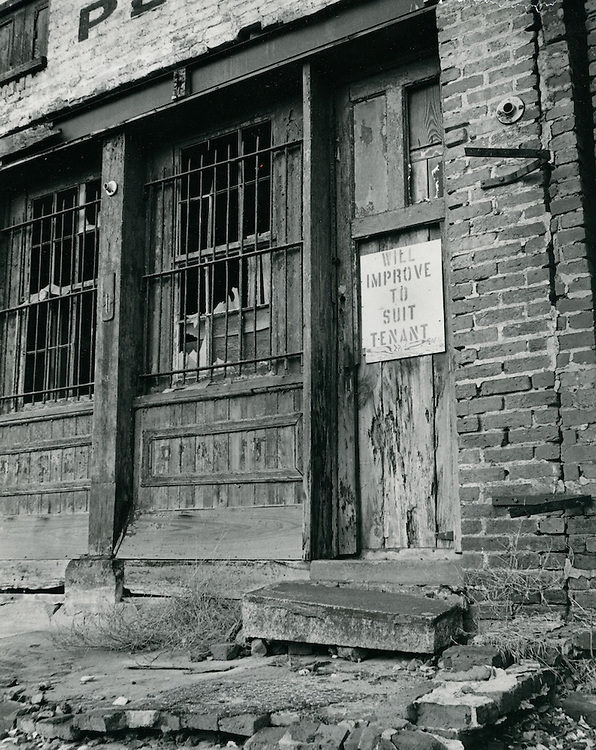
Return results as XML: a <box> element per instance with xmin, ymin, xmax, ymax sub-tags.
<box><xmin>88</xmin><ymin>133</ymin><xmax>145</xmax><ymax>555</ymax></box>
<box><xmin>302</xmin><ymin>63</ymin><xmax>336</xmax><ymax>560</ymax></box>
<box><xmin>0</xmin><ymin>121</ymin><xmax>59</xmax><ymax>160</ymax></box>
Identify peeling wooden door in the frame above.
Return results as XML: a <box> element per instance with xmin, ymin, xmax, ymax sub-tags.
<box><xmin>335</xmin><ymin>60</ymin><xmax>459</xmax><ymax>555</ymax></box>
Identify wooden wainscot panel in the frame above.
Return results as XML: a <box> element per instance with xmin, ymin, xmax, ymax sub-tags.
<box><xmin>0</xmin><ymin>435</ymin><xmax>91</xmax><ymax>498</ymax></box>
<box><xmin>141</xmin><ymin>413</ymin><xmax>303</xmax><ymax>487</ymax></box>
<box><xmin>0</xmin><ymin>409</ymin><xmax>92</xmax><ymax>518</ymax></box>
<box><xmin>116</xmin><ymin>505</ymin><xmax>303</xmax><ymax>560</ymax></box>
<box><xmin>0</xmin><ymin>513</ymin><xmax>89</xmax><ymax>560</ymax></box>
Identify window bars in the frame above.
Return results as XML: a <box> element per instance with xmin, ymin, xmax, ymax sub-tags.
<box><xmin>0</xmin><ymin>180</ymin><xmax>100</xmax><ymax>413</ymax></box>
<box><xmin>142</xmin><ymin>121</ymin><xmax>304</xmax><ymax>390</ymax></box>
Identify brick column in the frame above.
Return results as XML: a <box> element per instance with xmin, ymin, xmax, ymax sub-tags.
<box><xmin>437</xmin><ymin>0</ymin><xmax>596</xmax><ymax>611</ymax></box>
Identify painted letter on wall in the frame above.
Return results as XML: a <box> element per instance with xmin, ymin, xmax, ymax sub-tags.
<box><xmin>131</xmin><ymin>0</ymin><xmax>166</xmax><ymax>17</ymax></box>
<box><xmin>78</xmin><ymin>0</ymin><xmax>117</xmax><ymax>41</ymax></box>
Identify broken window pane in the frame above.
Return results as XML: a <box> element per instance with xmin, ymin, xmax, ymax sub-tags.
<box><xmin>407</xmin><ymin>81</ymin><xmax>444</xmax><ymax>203</ymax></box>
<box><xmin>142</xmin><ymin>112</ymin><xmax>303</xmax><ymax>390</ymax></box>
<box><xmin>174</xmin><ymin>123</ymin><xmax>273</xmax><ymax>378</ymax></box>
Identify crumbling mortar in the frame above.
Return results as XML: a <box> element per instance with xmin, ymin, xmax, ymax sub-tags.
<box><xmin>531</xmin><ymin>0</ymin><xmax>567</xmax><ymax>485</ymax></box>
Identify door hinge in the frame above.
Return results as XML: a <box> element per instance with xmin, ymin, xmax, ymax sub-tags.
<box><xmin>435</xmin><ymin>530</ymin><xmax>454</xmax><ymax>542</ymax></box>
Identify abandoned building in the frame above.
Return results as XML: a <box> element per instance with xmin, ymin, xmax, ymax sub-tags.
<box><xmin>1</xmin><ymin>0</ymin><xmax>596</xmax><ymax>638</ymax></box>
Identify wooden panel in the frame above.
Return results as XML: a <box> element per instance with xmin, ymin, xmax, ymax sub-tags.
<box><xmin>0</xmin><ymin>438</ymin><xmax>91</xmax><ymax>492</ymax></box>
<box><xmin>0</xmin><ymin>411</ymin><xmax>91</xmax><ymax>514</ymax></box>
<box><xmin>408</xmin><ymin>81</ymin><xmax>443</xmax><ymax>204</ymax></box>
<box><xmin>134</xmin><ymin>386</ymin><xmax>304</xmax><ymax>514</ymax></box>
<box><xmin>357</xmin><ymin>358</ymin><xmax>384</xmax><ymax>549</ymax></box>
<box><xmin>0</xmin><ymin>191</ymin><xmax>25</xmax><ymax>417</ymax></box>
<box><xmin>357</xmin><ymin>229</ymin><xmax>438</xmax><ymax>550</ymax></box>
<box><xmin>350</xmin><ymin>68</ymin><xmax>411</xmax><ymax>218</ymax></box>
<box><xmin>116</xmin><ymin>506</ymin><xmax>302</xmax><ymax>560</ymax></box>
<box><xmin>381</xmin><ymin>354</ymin><xmax>435</xmax><ymax>548</ymax></box>
<box><xmin>142</xmin><ymin>414</ymin><xmax>303</xmax><ymax>487</ymax></box>
<box><xmin>0</xmin><ymin>513</ymin><xmax>88</xmax><ymax>559</ymax></box>
<box><xmin>353</xmin><ymin>95</ymin><xmax>388</xmax><ymax>217</ymax></box>
<box><xmin>408</xmin><ymin>83</ymin><xmax>442</xmax><ymax>150</ymax></box>
<box><xmin>272</xmin><ymin>105</ymin><xmax>303</xmax><ymax>370</ymax></box>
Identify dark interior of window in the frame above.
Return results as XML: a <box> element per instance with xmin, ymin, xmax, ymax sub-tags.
<box><xmin>176</xmin><ymin>122</ymin><xmax>273</xmax><ymax>374</ymax></box>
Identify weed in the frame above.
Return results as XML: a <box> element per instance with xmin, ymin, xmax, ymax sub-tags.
<box><xmin>463</xmin><ymin>531</ymin><xmax>556</xmax><ymax>619</ymax></box>
<box><xmin>55</xmin><ymin>571</ymin><xmax>242</xmax><ymax>653</ymax></box>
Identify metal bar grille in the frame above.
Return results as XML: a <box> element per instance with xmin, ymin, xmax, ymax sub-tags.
<box><xmin>0</xmin><ymin>180</ymin><xmax>100</xmax><ymax>413</ymax></box>
<box><xmin>142</xmin><ymin>122</ymin><xmax>304</xmax><ymax>390</ymax></box>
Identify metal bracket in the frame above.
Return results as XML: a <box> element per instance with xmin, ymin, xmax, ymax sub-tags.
<box><xmin>172</xmin><ymin>67</ymin><xmax>189</xmax><ymax>101</ymax></box>
<box><xmin>464</xmin><ymin>146</ymin><xmax>552</xmax><ymax>189</ymax></box>
<box><xmin>492</xmin><ymin>493</ymin><xmax>592</xmax><ymax>518</ymax></box>
<box><xmin>101</xmin><ymin>273</ymin><xmax>115</xmax><ymax>322</ymax></box>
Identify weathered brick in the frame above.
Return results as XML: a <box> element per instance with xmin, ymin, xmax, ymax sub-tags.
<box><xmin>459</xmin><ymin>466</ymin><xmax>507</xmax><ymax>484</ymax></box>
<box><xmin>480</xmin><ymin>376</ymin><xmax>531</xmax><ymax>396</ymax></box>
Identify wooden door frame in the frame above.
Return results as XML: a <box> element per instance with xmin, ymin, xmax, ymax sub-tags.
<box><xmin>302</xmin><ymin>62</ymin><xmax>337</xmax><ymax>561</ymax></box>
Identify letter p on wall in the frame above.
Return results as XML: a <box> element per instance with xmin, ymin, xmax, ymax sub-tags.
<box><xmin>79</xmin><ymin>0</ymin><xmax>117</xmax><ymax>41</ymax></box>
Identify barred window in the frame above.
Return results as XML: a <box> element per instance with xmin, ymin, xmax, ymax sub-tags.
<box><xmin>0</xmin><ymin>180</ymin><xmax>100</xmax><ymax>411</ymax></box>
<box><xmin>143</xmin><ymin>115</ymin><xmax>303</xmax><ymax>389</ymax></box>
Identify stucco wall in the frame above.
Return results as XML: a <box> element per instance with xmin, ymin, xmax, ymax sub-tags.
<box><xmin>0</xmin><ymin>0</ymin><xmax>343</xmax><ymax>138</ymax></box>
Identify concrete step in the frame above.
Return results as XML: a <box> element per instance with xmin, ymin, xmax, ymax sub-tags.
<box><xmin>242</xmin><ymin>581</ymin><xmax>462</xmax><ymax>655</ymax></box>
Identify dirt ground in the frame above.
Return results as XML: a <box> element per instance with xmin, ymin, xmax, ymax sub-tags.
<box><xmin>0</xmin><ymin>626</ymin><xmax>438</xmax><ymax>748</ymax></box>
<box><xmin>2</xmin><ymin>608</ymin><xmax>596</xmax><ymax>750</ymax></box>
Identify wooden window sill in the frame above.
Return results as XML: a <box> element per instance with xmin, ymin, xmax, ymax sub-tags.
<box><xmin>0</xmin><ymin>56</ymin><xmax>46</xmax><ymax>86</ymax></box>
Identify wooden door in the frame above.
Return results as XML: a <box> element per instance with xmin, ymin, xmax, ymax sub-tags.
<box><xmin>335</xmin><ymin>59</ymin><xmax>459</xmax><ymax>556</ymax></box>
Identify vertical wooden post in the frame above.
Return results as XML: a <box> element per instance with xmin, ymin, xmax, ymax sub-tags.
<box><xmin>88</xmin><ymin>133</ymin><xmax>144</xmax><ymax>556</ymax></box>
<box><xmin>302</xmin><ymin>63</ymin><xmax>337</xmax><ymax>560</ymax></box>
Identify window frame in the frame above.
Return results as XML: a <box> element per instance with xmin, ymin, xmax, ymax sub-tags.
<box><xmin>0</xmin><ymin>0</ymin><xmax>48</xmax><ymax>87</ymax></box>
<box><xmin>141</xmin><ymin>99</ymin><xmax>304</xmax><ymax>390</ymax></box>
<box><xmin>348</xmin><ymin>61</ymin><xmax>445</xmax><ymax>242</ymax></box>
<box><xmin>0</xmin><ymin>172</ymin><xmax>101</xmax><ymax>413</ymax></box>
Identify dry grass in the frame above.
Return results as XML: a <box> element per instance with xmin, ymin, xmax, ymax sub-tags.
<box><xmin>463</xmin><ymin>532</ymin><xmax>556</xmax><ymax>619</ymax></box>
<box><xmin>56</xmin><ymin>573</ymin><xmax>242</xmax><ymax>654</ymax></box>
<box><xmin>474</xmin><ymin>614</ymin><xmax>565</xmax><ymax>663</ymax></box>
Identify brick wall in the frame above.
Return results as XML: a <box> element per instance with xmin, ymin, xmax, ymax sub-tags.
<box><xmin>0</xmin><ymin>0</ymin><xmax>343</xmax><ymax>138</ymax></box>
<box><xmin>438</xmin><ymin>0</ymin><xmax>596</xmax><ymax>612</ymax></box>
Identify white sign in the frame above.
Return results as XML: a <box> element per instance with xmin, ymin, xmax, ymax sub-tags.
<box><xmin>360</xmin><ymin>239</ymin><xmax>445</xmax><ymax>363</ymax></box>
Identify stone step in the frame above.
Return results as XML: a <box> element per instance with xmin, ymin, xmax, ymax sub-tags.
<box><xmin>310</xmin><ymin>558</ymin><xmax>464</xmax><ymax>588</ymax></box>
<box><xmin>242</xmin><ymin>581</ymin><xmax>462</xmax><ymax>654</ymax></box>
